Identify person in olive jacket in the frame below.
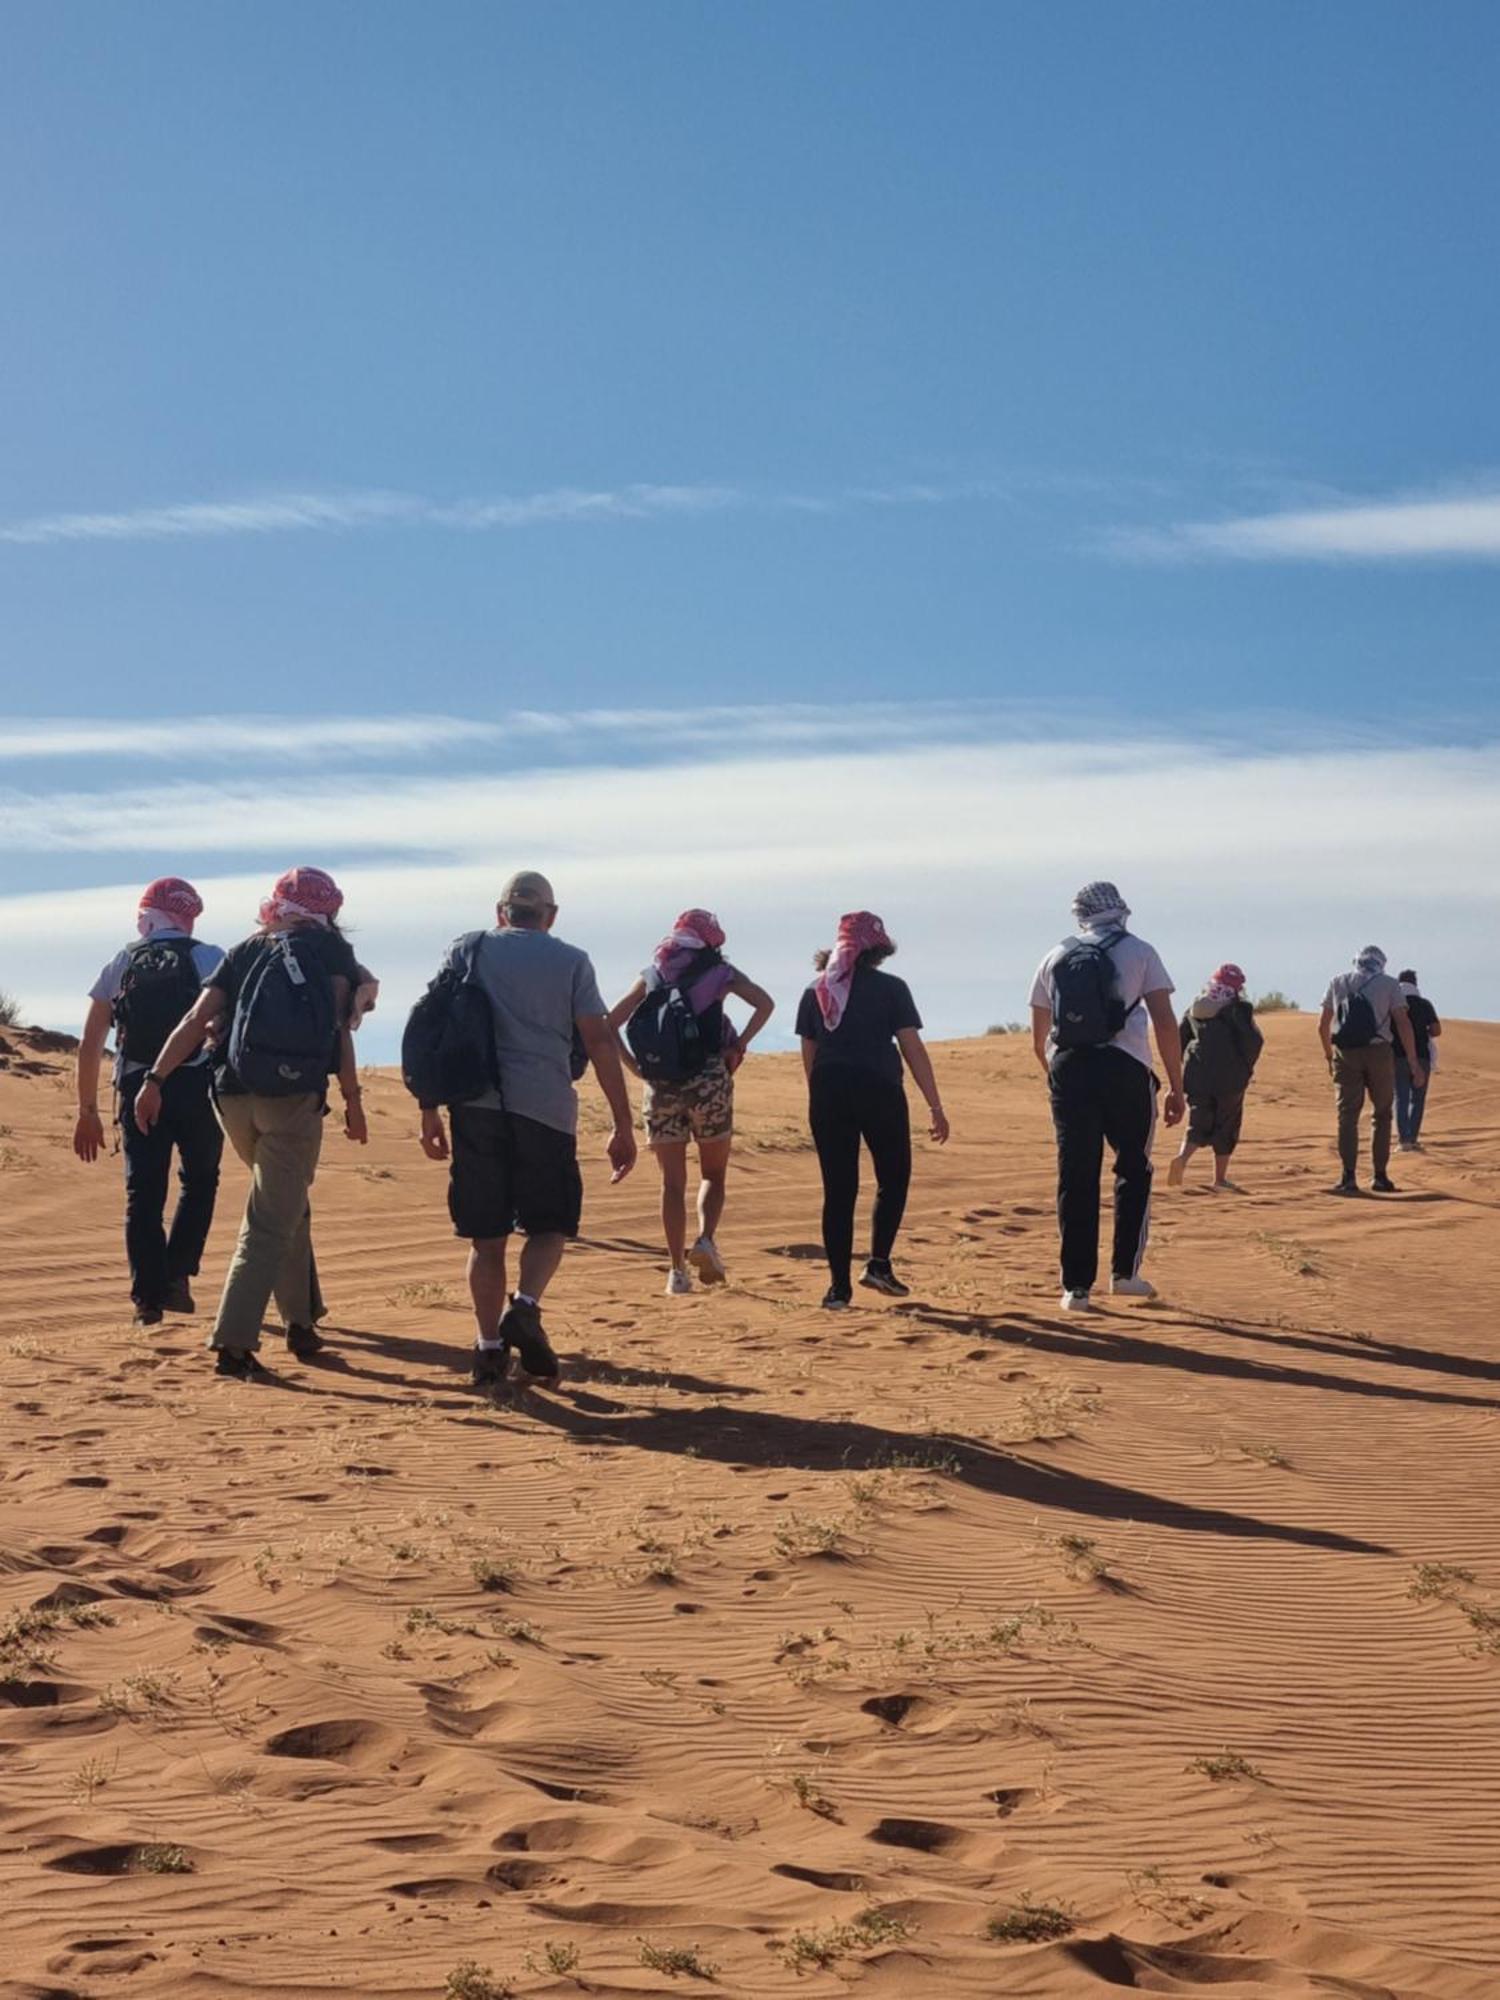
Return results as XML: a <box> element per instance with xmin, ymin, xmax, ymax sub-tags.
<box><xmin>1168</xmin><ymin>962</ymin><xmax>1264</xmax><ymax>1191</ymax></box>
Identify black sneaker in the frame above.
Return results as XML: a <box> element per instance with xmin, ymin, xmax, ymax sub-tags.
<box><xmin>1371</xmin><ymin>1175</ymin><xmax>1399</xmax><ymax>1194</ymax></box>
<box><xmin>132</xmin><ymin>1305</ymin><xmax>164</xmax><ymax>1329</ymax></box>
<box><xmin>284</xmin><ymin>1324</ymin><xmax>324</xmax><ymax>1361</ymax></box>
<box><xmin>1331</xmin><ymin>1175</ymin><xmax>1361</xmax><ymax>1196</ymax></box>
<box><xmin>214</xmin><ymin>1347</ymin><xmax>265</xmax><ymax>1381</ymax></box>
<box><xmin>162</xmin><ymin>1278</ymin><xmax>196</xmax><ymax>1315</ymax></box>
<box><xmin>501</xmin><ymin>1298</ymin><xmax>560</xmax><ymax>1382</ymax></box>
<box><xmin>859</xmin><ymin>1260</ymin><xmax>910</xmax><ymax>1297</ymax></box>
<box><xmin>471</xmin><ymin>1343</ymin><xmax>511</xmax><ymax>1391</ymax></box>
<box><xmin>820</xmin><ymin>1286</ymin><xmax>852</xmax><ymax>1312</ymax></box>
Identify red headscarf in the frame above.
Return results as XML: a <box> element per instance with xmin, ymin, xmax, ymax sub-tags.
<box><xmin>652</xmin><ymin>908</ymin><xmax>726</xmax><ymax>982</ymax></box>
<box><xmin>259</xmin><ymin>866</ymin><xmax>344</xmax><ymax>931</ymax></box>
<box><xmin>814</xmin><ymin>911</ymin><xmax>893</xmax><ymax>1029</ymax></box>
<box><xmin>1204</xmin><ymin>962</ymin><xmax>1246</xmax><ymax>1003</ymax></box>
<box><xmin>138</xmin><ymin>876</ymin><xmax>203</xmax><ymax>937</ymax></box>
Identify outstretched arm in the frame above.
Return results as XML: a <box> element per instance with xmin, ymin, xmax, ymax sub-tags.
<box><xmin>73</xmin><ymin>999</ymin><xmax>114</xmax><ymax>1162</ymax></box>
<box><xmin>896</xmin><ymin>1027</ymin><xmax>949</xmax><ymax>1142</ymax></box>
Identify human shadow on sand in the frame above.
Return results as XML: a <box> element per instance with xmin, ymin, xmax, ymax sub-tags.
<box><xmin>504</xmin><ymin>1394</ymin><xmax>1389</xmax><ymax>1556</ymax></box>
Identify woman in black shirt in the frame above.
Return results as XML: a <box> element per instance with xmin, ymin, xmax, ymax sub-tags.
<box><xmin>795</xmin><ymin>911</ymin><xmax>948</xmax><ymax>1309</ymax></box>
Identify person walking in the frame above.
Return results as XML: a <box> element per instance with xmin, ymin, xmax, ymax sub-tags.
<box><xmin>73</xmin><ymin>877</ymin><xmax>225</xmax><ymax>1327</ymax></box>
<box><xmin>1318</xmin><ymin>947</ymin><xmax>1423</xmax><ymax>1193</ymax></box>
<box><xmin>1030</xmin><ymin>881</ymin><xmax>1185</xmax><ymax>1313</ymax></box>
<box><xmin>133</xmin><ymin>866</ymin><xmax>369</xmax><ymax>1376</ymax></box>
<box><xmin>1168</xmin><ymin>963</ymin><xmax>1264</xmax><ymax>1191</ymax></box>
<box><xmin>795</xmin><ymin>911</ymin><xmax>948</xmax><ymax>1311</ymax></box>
<box><xmin>415</xmin><ymin>870</ymin><xmax>637</xmax><ymax>1390</ymax></box>
<box><xmin>608</xmin><ymin>910</ymin><xmax>774</xmax><ymax>1295</ymax></box>
<box><xmin>1394</xmin><ymin>969</ymin><xmax>1441</xmax><ymax>1152</ymax></box>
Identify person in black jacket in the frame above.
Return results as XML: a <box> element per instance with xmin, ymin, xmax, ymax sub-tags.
<box><xmin>1168</xmin><ymin>963</ymin><xmax>1264</xmax><ymax>1191</ymax></box>
<box><xmin>1394</xmin><ymin>969</ymin><xmax>1441</xmax><ymax>1151</ymax></box>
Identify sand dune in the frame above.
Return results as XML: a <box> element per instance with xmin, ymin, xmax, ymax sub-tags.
<box><xmin>2</xmin><ymin>1014</ymin><xmax>1499</xmax><ymax>1998</ymax></box>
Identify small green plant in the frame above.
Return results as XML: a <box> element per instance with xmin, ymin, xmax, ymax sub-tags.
<box><xmin>523</xmin><ymin>1941</ymin><xmax>581</xmax><ymax>1976</ymax></box>
<box><xmin>443</xmin><ymin>1964</ymin><xmax>513</xmax><ymax>2000</ymax></box>
<box><xmin>494</xmin><ymin>1617</ymin><xmax>540</xmax><ymax>1645</ymax></box>
<box><xmin>470</xmin><ymin>1555</ymin><xmax>513</xmax><ymax>1594</ymax></box>
<box><xmin>636</xmin><ymin>1937</ymin><xmax>718</xmax><ymax>1979</ymax></box>
<box><xmin>986</xmin><ymin>1894</ymin><xmax>1076</xmax><ymax>1942</ymax></box>
<box><xmin>1187</xmin><ymin>1750</ymin><xmax>1263</xmax><ymax>1783</ymax></box>
<box><xmin>780</xmin><ymin>1908</ymin><xmax>911</xmax><ymax>1970</ymax></box>
<box><xmin>1409</xmin><ymin>1561</ymin><xmax>1476</xmax><ymax>1602</ymax></box>
<box><xmin>1253</xmin><ymin>991</ymin><xmax>1299</xmax><ymax>1013</ymax></box>
<box><xmin>772</xmin><ymin>1513</ymin><xmax>845</xmax><ymax>1559</ymax></box>
<box><xmin>136</xmin><ymin>1842</ymin><xmax>192</xmax><ymax>1874</ymax></box>
<box><xmin>1461</xmin><ymin>1603</ymin><xmax>1500</xmax><ymax>1655</ymax></box>
<box><xmin>70</xmin><ymin>1752</ymin><xmax>118</xmax><ymax>1806</ymax></box>
<box><xmin>1053</xmin><ymin>1532</ymin><xmax>1109</xmax><ymax>1581</ymax></box>
<box><xmin>99</xmin><ymin>1669</ymin><xmax>178</xmax><ymax>1717</ymax></box>
<box><xmin>787</xmin><ymin>1770</ymin><xmax>839</xmax><ymax>1819</ymax></box>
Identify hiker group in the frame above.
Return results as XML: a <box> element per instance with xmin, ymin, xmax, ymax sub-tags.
<box><xmin>73</xmin><ymin>869</ymin><xmax>1442</xmax><ymax>1382</ymax></box>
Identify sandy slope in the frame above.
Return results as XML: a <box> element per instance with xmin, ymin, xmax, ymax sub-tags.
<box><xmin>2</xmin><ymin>1014</ymin><xmax>1499</xmax><ymax>1999</ymax></box>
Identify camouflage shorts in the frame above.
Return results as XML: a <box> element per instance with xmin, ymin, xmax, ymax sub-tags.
<box><xmin>644</xmin><ymin>1059</ymin><xmax>734</xmax><ymax>1146</ymax></box>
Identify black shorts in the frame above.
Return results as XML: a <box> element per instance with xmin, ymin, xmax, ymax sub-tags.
<box><xmin>447</xmin><ymin>1106</ymin><xmax>583</xmax><ymax>1240</ymax></box>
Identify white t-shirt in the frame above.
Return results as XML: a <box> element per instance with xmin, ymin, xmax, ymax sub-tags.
<box><xmin>1029</xmin><ymin>930</ymin><xmax>1174</xmax><ymax>1071</ymax></box>
<box><xmin>90</xmin><ymin>933</ymin><xmax>224</xmax><ymax>1077</ymax></box>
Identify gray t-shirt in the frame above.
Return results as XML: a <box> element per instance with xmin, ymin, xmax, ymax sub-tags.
<box><xmin>90</xmin><ymin>933</ymin><xmax>225</xmax><ymax>1079</ymax></box>
<box><xmin>1029</xmin><ymin>929</ymin><xmax>1174</xmax><ymax>1071</ymax></box>
<box><xmin>443</xmin><ymin>927</ymin><xmax>605</xmax><ymax>1135</ymax></box>
<box><xmin>1323</xmin><ymin>969</ymin><xmax>1406</xmax><ymax>1045</ymax></box>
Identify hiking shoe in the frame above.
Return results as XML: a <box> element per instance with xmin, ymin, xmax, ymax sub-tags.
<box><xmin>1167</xmin><ymin>1155</ymin><xmax>1187</xmax><ymax>1188</ymax></box>
<box><xmin>284</xmin><ymin>1323</ymin><xmax>324</xmax><ymax>1361</ymax></box>
<box><xmin>1331</xmin><ymin>1175</ymin><xmax>1361</xmax><ymax>1196</ymax></box>
<box><xmin>502</xmin><ymin>1297</ymin><xmax>560</xmax><ymax>1382</ymax></box>
<box><xmin>1371</xmin><ymin>1175</ymin><xmax>1399</xmax><ymax>1194</ymax></box>
<box><xmin>162</xmin><ymin>1278</ymin><xmax>196</xmax><ymax>1314</ymax></box>
<box><xmin>1109</xmin><ymin>1275</ymin><xmax>1157</xmax><ymax>1299</ymax></box>
<box><xmin>1060</xmin><ymin>1289</ymin><xmax>1097</xmax><ymax>1314</ymax></box>
<box><xmin>859</xmin><ymin>1260</ymin><xmax>910</xmax><ymax>1297</ymax></box>
<box><xmin>214</xmin><ymin>1347</ymin><xmax>264</xmax><ymax>1381</ymax></box>
<box><xmin>132</xmin><ymin>1305</ymin><xmax>164</xmax><ymax>1329</ymax></box>
<box><xmin>471</xmin><ymin>1343</ymin><xmax>510</xmax><ymax>1391</ymax></box>
<box><xmin>665</xmin><ymin>1266</ymin><xmax>694</xmax><ymax>1297</ymax></box>
<box><xmin>820</xmin><ymin>1287</ymin><xmax>852</xmax><ymax>1312</ymax></box>
<box><xmin>688</xmin><ymin>1236</ymin><xmax>727</xmax><ymax>1286</ymax></box>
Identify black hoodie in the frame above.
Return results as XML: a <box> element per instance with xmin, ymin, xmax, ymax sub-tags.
<box><xmin>1179</xmin><ymin>995</ymin><xmax>1264</xmax><ymax>1098</ymax></box>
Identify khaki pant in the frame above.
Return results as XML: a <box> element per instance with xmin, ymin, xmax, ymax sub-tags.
<box><xmin>1333</xmin><ymin>1043</ymin><xmax>1395</xmax><ymax>1178</ymax></box>
<box><xmin>212</xmin><ymin>1093</ymin><xmax>324</xmax><ymax>1350</ymax></box>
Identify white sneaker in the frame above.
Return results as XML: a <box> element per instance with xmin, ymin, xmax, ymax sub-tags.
<box><xmin>665</xmin><ymin>1266</ymin><xmax>693</xmax><ymax>1296</ymax></box>
<box><xmin>1060</xmin><ymin>1289</ymin><xmax>1096</xmax><ymax>1314</ymax></box>
<box><xmin>1109</xmin><ymin>1275</ymin><xmax>1156</xmax><ymax>1299</ymax></box>
<box><xmin>688</xmin><ymin>1236</ymin><xmax>727</xmax><ymax>1286</ymax></box>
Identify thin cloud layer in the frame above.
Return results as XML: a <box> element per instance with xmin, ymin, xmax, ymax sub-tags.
<box><xmin>1119</xmin><ymin>488</ymin><xmax>1500</xmax><ymax>562</ymax></box>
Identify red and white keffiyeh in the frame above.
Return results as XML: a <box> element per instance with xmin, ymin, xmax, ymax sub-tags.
<box><xmin>814</xmin><ymin>910</ymin><xmax>892</xmax><ymax>1030</ymax></box>
<box><xmin>652</xmin><ymin>908</ymin><xmax>726</xmax><ymax>985</ymax></box>
<box><xmin>259</xmin><ymin>865</ymin><xmax>344</xmax><ymax>931</ymax></box>
<box><xmin>1203</xmin><ymin>962</ymin><xmax>1246</xmax><ymax>1005</ymax></box>
<box><xmin>137</xmin><ymin>876</ymin><xmax>203</xmax><ymax>937</ymax></box>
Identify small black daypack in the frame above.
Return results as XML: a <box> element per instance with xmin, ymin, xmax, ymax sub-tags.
<box><xmin>1331</xmin><ymin>975</ymin><xmax>1380</xmax><ymax>1052</ymax></box>
<box><xmin>401</xmin><ymin>933</ymin><xmax>501</xmax><ymax>1108</ymax></box>
<box><xmin>1048</xmin><ymin>931</ymin><xmax>1135</xmax><ymax>1052</ymax></box>
<box><xmin>226</xmin><ymin>932</ymin><xmax>338</xmax><ymax>1096</ymax></box>
<box><xmin>626</xmin><ymin>948</ymin><xmax>724</xmax><ymax>1085</ymax></box>
<box><xmin>114</xmin><ymin>937</ymin><xmax>203</xmax><ymax>1066</ymax></box>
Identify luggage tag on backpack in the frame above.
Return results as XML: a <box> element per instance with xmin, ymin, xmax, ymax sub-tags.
<box><xmin>278</xmin><ymin>935</ymin><xmax>308</xmax><ymax>987</ymax></box>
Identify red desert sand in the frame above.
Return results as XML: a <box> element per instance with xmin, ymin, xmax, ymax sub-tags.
<box><xmin>2</xmin><ymin>1014</ymin><xmax>1498</xmax><ymax>1998</ymax></box>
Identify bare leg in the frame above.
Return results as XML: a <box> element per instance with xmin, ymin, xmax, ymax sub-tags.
<box><xmin>1168</xmin><ymin>1140</ymin><xmax>1198</xmax><ymax>1187</ymax></box>
<box><xmin>656</xmin><ymin>1142</ymin><xmax>689</xmax><ymax>1269</ymax></box>
<box><xmin>516</xmin><ymin>1231</ymin><xmax>567</xmax><ymax>1303</ymax></box>
<box><xmin>695</xmin><ymin>1136</ymin><xmax>732</xmax><ymax>1243</ymax></box>
<box><xmin>467</xmin><ymin>1237</ymin><xmax>508</xmax><ymax>1342</ymax></box>
<box><xmin>1212</xmin><ymin>1152</ymin><xmax>1231</xmax><ymax>1186</ymax></box>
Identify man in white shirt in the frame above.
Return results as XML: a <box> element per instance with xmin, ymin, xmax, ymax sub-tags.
<box><xmin>1317</xmin><ymin>946</ymin><xmax>1423</xmax><ymax>1194</ymax></box>
<box><xmin>73</xmin><ymin>877</ymin><xmax>225</xmax><ymax>1327</ymax></box>
<box><xmin>1030</xmin><ymin>881</ymin><xmax>1185</xmax><ymax>1313</ymax></box>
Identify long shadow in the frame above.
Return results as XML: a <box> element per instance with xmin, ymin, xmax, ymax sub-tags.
<box><xmin>1186</xmin><ymin>1312</ymin><xmax>1500</xmax><ymax>1388</ymax></box>
<box><xmin>895</xmin><ymin>1305</ymin><xmax>1500</xmax><ymax>1413</ymax></box>
<box><xmin>330</xmin><ymin>1323</ymin><xmax>753</xmax><ymax>1399</ymax></box>
<box><xmin>507</xmin><ymin>1394</ymin><xmax>1389</xmax><ymax>1556</ymax></box>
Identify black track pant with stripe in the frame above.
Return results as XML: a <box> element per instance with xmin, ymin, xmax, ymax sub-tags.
<box><xmin>1048</xmin><ymin>1046</ymin><xmax>1157</xmax><ymax>1295</ymax></box>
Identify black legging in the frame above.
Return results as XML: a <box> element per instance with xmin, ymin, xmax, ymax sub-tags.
<box><xmin>809</xmin><ymin>1066</ymin><xmax>912</xmax><ymax>1293</ymax></box>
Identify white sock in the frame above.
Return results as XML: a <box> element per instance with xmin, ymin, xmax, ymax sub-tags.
<box><xmin>476</xmin><ymin>1337</ymin><xmax>507</xmax><ymax>1351</ymax></box>
<box><xmin>513</xmin><ymin>1292</ymin><xmax>540</xmax><ymax>1309</ymax></box>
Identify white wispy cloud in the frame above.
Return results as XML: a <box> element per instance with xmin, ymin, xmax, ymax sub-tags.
<box><xmin>0</xmin><ymin>477</ymin><xmax>1002</xmax><ymax>549</ymax></box>
<box><xmin>3</xmin><ymin>729</ymin><xmax>1498</xmax><ymax>1054</ymax></box>
<box><xmin>1117</xmin><ymin>486</ymin><xmax>1500</xmax><ymax>562</ymax></box>
<box><xmin>0</xmin><ymin>715</ymin><xmax>505</xmax><ymax>762</ymax></box>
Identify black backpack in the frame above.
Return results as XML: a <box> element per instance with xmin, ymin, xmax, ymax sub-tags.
<box><xmin>226</xmin><ymin>932</ymin><xmax>339</xmax><ymax>1096</ymax></box>
<box><xmin>401</xmin><ymin>933</ymin><xmax>501</xmax><ymax>1108</ymax></box>
<box><xmin>626</xmin><ymin>949</ymin><xmax>724</xmax><ymax>1084</ymax></box>
<box><xmin>1331</xmin><ymin>975</ymin><xmax>1380</xmax><ymax>1052</ymax></box>
<box><xmin>114</xmin><ymin>937</ymin><xmax>203</xmax><ymax>1066</ymax></box>
<box><xmin>1048</xmin><ymin>932</ymin><xmax>1136</xmax><ymax>1052</ymax></box>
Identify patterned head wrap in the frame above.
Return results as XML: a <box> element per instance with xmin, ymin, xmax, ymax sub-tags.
<box><xmin>138</xmin><ymin>876</ymin><xmax>203</xmax><ymax>937</ymax></box>
<box><xmin>259</xmin><ymin>866</ymin><xmax>344</xmax><ymax>931</ymax></box>
<box><xmin>814</xmin><ymin>911</ymin><xmax>894</xmax><ymax>1030</ymax></box>
<box><xmin>1072</xmin><ymin>880</ymin><xmax>1131</xmax><ymax>932</ymax></box>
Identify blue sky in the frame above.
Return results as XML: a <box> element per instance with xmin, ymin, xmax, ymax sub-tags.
<box><xmin>2</xmin><ymin>4</ymin><xmax>1498</xmax><ymax>1044</ymax></box>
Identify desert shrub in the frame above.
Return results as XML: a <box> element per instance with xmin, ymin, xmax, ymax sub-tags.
<box><xmin>986</xmin><ymin>1021</ymin><xmax>1025</xmax><ymax>1034</ymax></box>
<box><xmin>1253</xmin><ymin>991</ymin><xmax>1299</xmax><ymax>1013</ymax></box>
<box><xmin>0</xmin><ymin>990</ymin><xmax>21</xmax><ymax>1028</ymax></box>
